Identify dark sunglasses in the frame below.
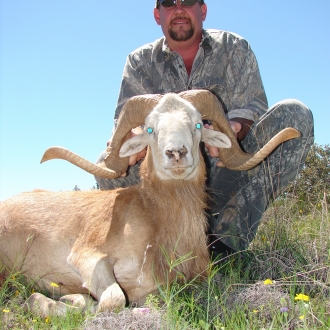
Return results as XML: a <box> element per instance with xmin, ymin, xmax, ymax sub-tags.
<box><xmin>158</xmin><ymin>0</ymin><xmax>202</xmax><ymax>8</ymax></box>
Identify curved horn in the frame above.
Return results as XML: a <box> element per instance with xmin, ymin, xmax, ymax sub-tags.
<box><xmin>41</xmin><ymin>94</ymin><xmax>163</xmax><ymax>179</ymax></box>
<box><xmin>179</xmin><ymin>90</ymin><xmax>301</xmax><ymax>170</ymax></box>
<box><xmin>229</xmin><ymin>127</ymin><xmax>301</xmax><ymax>170</ymax></box>
<box><xmin>41</xmin><ymin>147</ymin><xmax>118</xmax><ymax>177</ymax></box>
<box><xmin>103</xmin><ymin>94</ymin><xmax>163</xmax><ymax>176</ymax></box>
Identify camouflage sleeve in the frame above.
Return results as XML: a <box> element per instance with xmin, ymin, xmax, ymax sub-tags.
<box><xmin>224</xmin><ymin>38</ymin><xmax>268</xmax><ymax>122</ymax></box>
<box><xmin>114</xmin><ymin>52</ymin><xmax>154</xmax><ymax>123</ymax></box>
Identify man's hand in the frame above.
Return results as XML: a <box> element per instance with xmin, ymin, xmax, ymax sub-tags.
<box><xmin>204</xmin><ymin>118</ymin><xmax>253</xmax><ymax>167</ymax></box>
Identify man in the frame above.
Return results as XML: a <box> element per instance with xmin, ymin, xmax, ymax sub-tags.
<box><xmin>96</xmin><ymin>0</ymin><xmax>314</xmax><ymax>258</ymax></box>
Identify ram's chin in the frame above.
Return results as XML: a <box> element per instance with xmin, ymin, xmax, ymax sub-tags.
<box><xmin>157</xmin><ymin>166</ymin><xmax>195</xmax><ymax>180</ymax></box>
<box><xmin>171</xmin><ymin>168</ymin><xmax>186</xmax><ymax>175</ymax></box>
<box><xmin>168</xmin><ymin>168</ymin><xmax>190</xmax><ymax>179</ymax></box>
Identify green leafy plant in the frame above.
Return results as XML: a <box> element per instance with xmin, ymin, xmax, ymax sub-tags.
<box><xmin>286</xmin><ymin>144</ymin><xmax>330</xmax><ymax>213</ymax></box>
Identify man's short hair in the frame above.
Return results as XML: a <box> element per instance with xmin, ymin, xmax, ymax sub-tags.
<box><xmin>155</xmin><ymin>0</ymin><xmax>205</xmax><ymax>8</ymax></box>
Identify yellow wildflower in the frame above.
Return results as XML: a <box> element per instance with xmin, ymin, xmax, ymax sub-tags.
<box><xmin>299</xmin><ymin>315</ymin><xmax>305</xmax><ymax>320</ymax></box>
<box><xmin>50</xmin><ymin>282</ymin><xmax>59</xmax><ymax>288</ymax></box>
<box><xmin>45</xmin><ymin>317</ymin><xmax>50</xmax><ymax>323</ymax></box>
<box><xmin>2</xmin><ymin>309</ymin><xmax>10</xmax><ymax>313</ymax></box>
<box><xmin>294</xmin><ymin>293</ymin><xmax>310</xmax><ymax>302</ymax></box>
<box><xmin>263</xmin><ymin>279</ymin><xmax>273</xmax><ymax>285</ymax></box>
<box><xmin>252</xmin><ymin>309</ymin><xmax>259</xmax><ymax>313</ymax></box>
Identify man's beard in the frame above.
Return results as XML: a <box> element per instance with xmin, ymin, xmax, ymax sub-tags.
<box><xmin>169</xmin><ymin>27</ymin><xmax>194</xmax><ymax>41</ymax></box>
<box><xmin>168</xmin><ymin>18</ymin><xmax>194</xmax><ymax>41</ymax></box>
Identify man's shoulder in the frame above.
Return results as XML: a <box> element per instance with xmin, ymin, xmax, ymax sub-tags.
<box><xmin>128</xmin><ymin>37</ymin><xmax>164</xmax><ymax>57</ymax></box>
<box><xmin>204</xmin><ymin>29</ymin><xmax>250</xmax><ymax>47</ymax></box>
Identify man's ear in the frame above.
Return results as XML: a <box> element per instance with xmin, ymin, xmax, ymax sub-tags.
<box><xmin>154</xmin><ymin>8</ymin><xmax>161</xmax><ymax>25</ymax></box>
<box><xmin>201</xmin><ymin>3</ymin><xmax>207</xmax><ymax>21</ymax></box>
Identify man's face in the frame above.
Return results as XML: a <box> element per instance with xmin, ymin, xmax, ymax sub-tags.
<box><xmin>154</xmin><ymin>1</ymin><xmax>207</xmax><ymax>44</ymax></box>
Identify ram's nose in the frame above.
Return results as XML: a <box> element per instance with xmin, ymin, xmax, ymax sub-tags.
<box><xmin>165</xmin><ymin>146</ymin><xmax>188</xmax><ymax>162</ymax></box>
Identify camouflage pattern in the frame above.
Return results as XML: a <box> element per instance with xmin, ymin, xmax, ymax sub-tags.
<box><xmin>114</xmin><ymin>29</ymin><xmax>268</xmax><ymax>125</ymax></box>
<box><xmin>206</xmin><ymin>99</ymin><xmax>314</xmax><ymax>251</ymax></box>
<box><xmin>96</xmin><ymin>29</ymin><xmax>314</xmax><ymax>251</ymax></box>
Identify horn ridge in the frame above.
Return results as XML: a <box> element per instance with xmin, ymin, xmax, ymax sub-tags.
<box><xmin>103</xmin><ymin>94</ymin><xmax>163</xmax><ymax>173</ymax></box>
<box><xmin>230</xmin><ymin>127</ymin><xmax>301</xmax><ymax>170</ymax></box>
<box><xmin>41</xmin><ymin>147</ymin><xmax>119</xmax><ymax>178</ymax></box>
<box><xmin>179</xmin><ymin>90</ymin><xmax>301</xmax><ymax>170</ymax></box>
<box><xmin>40</xmin><ymin>94</ymin><xmax>163</xmax><ymax>179</ymax></box>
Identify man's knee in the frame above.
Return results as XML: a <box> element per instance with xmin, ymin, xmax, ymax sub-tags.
<box><xmin>243</xmin><ymin>99</ymin><xmax>314</xmax><ymax>153</ymax></box>
<box><xmin>269</xmin><ymin>99</ymin><xmax>314</xmax><ymax>137</ymax></box>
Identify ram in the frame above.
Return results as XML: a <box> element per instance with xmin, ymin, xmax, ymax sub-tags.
<box><xmin>0</xmin><ymin>90</ymin><xmax>300</xmax><ymax>316</ymax></box>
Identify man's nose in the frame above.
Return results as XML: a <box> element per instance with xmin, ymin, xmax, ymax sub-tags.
<box><xmin>173</xmin><ymin>0</ymin><xmax>185</xmax><ymax>10</ymax></box>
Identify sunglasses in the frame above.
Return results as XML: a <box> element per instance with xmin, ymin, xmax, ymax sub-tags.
<box><xmin>158</xmin><ymin>0</ymin><xmax>201</xmax><ymax>8</ymax></box>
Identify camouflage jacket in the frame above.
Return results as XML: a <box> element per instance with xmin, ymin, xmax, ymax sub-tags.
<box><xmin>114</xmin><ymin>29</ymin><xmax>268</xmax><ymax>125</ymax></box>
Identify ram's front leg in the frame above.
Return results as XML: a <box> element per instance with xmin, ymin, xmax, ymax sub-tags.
<box><xmin>68</xmin><ymin>249</ymin><xmax>126</xmax><ymax>312</ymax></box>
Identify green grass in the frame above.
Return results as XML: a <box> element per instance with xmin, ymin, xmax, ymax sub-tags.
<box><xmin>1</xmin><ymin>196</ymin><xmax>329</xmax><ymax>329</ymax></box>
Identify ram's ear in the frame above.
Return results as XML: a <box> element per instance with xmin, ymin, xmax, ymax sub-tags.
<box><xmin>119</xmin><ymin>132</ymin><xmax>149</xmax><ymax>157</ymax></box>
<box><xmin>202</xmin><ymin>128</ymin><xmax>231</xmax><ymax>149</ymax></box>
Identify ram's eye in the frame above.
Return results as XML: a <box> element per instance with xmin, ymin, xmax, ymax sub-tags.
<box><xmin>196</xmin><ymin>123</ymin><xmax>202</xmax><ymax>130</ymax></box>
<box><xmin>147</xmin><ymin>127</ymin><xmax>153</xmax><ymax>134</ymax></box>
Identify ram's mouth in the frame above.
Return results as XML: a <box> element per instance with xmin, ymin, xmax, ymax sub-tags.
<box><xmin>171</xmin><ymin>168</ymin><xmax>186</xmax><ymax>175</ymax></box>
<box><xmin>164</xmin><ymin>165</ymin><xmax>193</xmax><ymax>177</ymax></box>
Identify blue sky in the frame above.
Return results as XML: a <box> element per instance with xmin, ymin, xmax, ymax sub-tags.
<box><xmin>1</xmin><ymin>0</ymin><xmax>329</xmax><ymax>201</ymax></box>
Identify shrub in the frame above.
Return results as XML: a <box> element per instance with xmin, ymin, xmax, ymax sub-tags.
<box><xmin>286</xmin><ymin>144</ymin><xmax>330</xmax><ymax>212</ymax></box>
